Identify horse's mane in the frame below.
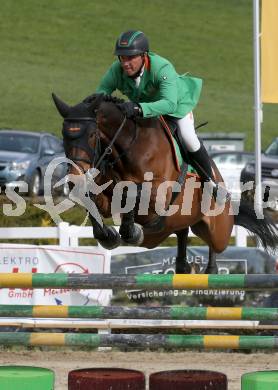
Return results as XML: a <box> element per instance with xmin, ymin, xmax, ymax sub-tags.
<box><xmin>102</xmin><ymin>94</ymin><xmax>125</xmax><ymax>105</ymax></box>
<box><xmin>83</xmin><ymin>93</ymin><xmax>125</xmax><ymax>114</ymax></box>
<box><xmin>83</xmin><ymin>93</ymin><xmax>125</xmax><ymax>104</ymax></box>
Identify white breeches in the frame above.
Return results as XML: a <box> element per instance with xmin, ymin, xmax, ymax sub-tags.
<box><xmin>177</xmin><ymin>112</ymin><xmax>201</xmax><ymax>152</ymax></box>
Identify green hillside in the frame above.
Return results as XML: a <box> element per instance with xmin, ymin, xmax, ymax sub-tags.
<box><xmin>0</xmin><ymin>0</ymin><xmax>277</xmax><ymax>150</ymax></box>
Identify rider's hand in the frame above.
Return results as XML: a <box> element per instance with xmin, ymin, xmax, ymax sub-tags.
<box><xmin>117</xmin><ymin>102</ymin><xmax>142</xmax><ymax>118</ymax></box>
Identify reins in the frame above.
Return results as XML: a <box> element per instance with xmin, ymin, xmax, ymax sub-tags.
<box><xmin>94</xmin><ymin>116</ymin><xmax>127</xmax><ymax>169</ymax></box>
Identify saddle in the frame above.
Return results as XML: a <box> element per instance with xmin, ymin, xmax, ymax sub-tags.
<box><xmin>159</xmin><ymin>115</ymin><xmax>192</xmax><ymax>172</ymax></box>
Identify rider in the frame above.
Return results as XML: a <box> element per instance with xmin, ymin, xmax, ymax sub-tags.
<box><xmin>96</xmin><ymin>30</ymin><xmax>227</xmax><ymax>201</ymax></box>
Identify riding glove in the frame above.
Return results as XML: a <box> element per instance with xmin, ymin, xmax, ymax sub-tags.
<box><xmin>117</xmin><ymin>102</ymin><xmax>142</xmax><ymax>118</ymax></box>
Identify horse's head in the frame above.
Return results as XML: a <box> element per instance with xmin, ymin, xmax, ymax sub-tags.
<box><xmin>52</xmin><ymin>93</ymin><xmax>104</xmax><ymax>176</ymax></box>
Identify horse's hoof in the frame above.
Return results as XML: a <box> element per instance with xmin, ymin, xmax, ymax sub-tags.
<box><xmin>205</xmin><ymin>265</ymin><xmax>218</xmax><ymax>274</ymax></box>
<box><xmin>175</xmin><ymin>263</ymin><xmax>192</xmax><ymax>274</ymax></box>
<box><xmin>98</xmin><ymin>226</ymin><xmax>121</xmax><ymax>250</ymax></box>
<box><xmin>121</xmin><ymin>223</ymin><xmax>144</xmax><ymax>246</ymax></box>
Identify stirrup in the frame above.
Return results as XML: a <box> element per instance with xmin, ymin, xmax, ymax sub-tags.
<box><xmin>213</xmin><ymin>183</ymin><xmax>231</xmax><ymax>204</ymax></box>
<box><xmin>207</xmin><ymin>180</ymin><xmax>231</xmax><ymax>205</ymax></box>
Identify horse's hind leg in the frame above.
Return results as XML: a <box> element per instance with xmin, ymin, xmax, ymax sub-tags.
<box><xmin>191</xmin><ymin>219</ymin><xmax>229</xmax><ymax>274</ymax></box>
<box><xmin>175</xmin><ymin>228</ymin><xmax>192</xmax><ymax>274</ymax></box>
<box><xmin>206</xmin><ymin>247</ymin><xmax>218</xmax><ymax>274</ymax></box>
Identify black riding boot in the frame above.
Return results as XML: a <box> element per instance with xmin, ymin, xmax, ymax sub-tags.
<box><xmin>188</xmin><ymin>144</ymin><xmax>230</xmax><ymax>204</ymax></box>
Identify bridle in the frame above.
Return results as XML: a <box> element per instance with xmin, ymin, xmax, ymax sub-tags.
<box><xmin>94</xmin><ymin>116</ymin><xmax>127</xmax><ymax>170</ymax></box>
<box><xmin>63</xmin><ymin>117</ymin><xmax>96</xmax><ymax>169</ymax></box>
<box><xmin>63</xmin><ymin>115</ymin><xmax>138</xmax><ymax>174</ymax></box>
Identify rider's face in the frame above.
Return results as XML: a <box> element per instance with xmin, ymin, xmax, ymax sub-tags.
<box><xmin>119</xmin><ymin>54</ymin><xmax>144</xmax><ymax>76</ymax></box>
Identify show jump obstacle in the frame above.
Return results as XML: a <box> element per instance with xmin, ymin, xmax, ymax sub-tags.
<box><xmin>0</xmin><ymin>272</ymin><xmax>278</xmax><ymax>350</ymax></box>
<box><xmin>0</xmin><ymin>305</ymin><xmax>278</xmax><ymax>321</ymax></box>
<box><xmin>2</xmin><ymin>273</ymin><xmax>278</xmax><ymax>290</ymax></box>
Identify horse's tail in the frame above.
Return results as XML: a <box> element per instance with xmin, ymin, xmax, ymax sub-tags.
<box><xmin>234</xmin><ymin>199</ymin><xmax>278</xmax><ymax>251</ymax></box>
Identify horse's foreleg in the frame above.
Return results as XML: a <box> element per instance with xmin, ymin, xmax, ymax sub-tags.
<box><xmin>89</xmin><ymin>214</ymin><xmax>121</xmax><ymax>250</ymax></box>
<box><xmin>119</xmin><ymin>185</ymin><xmax>144</xmax><ymax>246</ymax></box>
<box><xmin>120</xmin><ymin>209</ymin><xmax>144</xmax><ymax>245</ymax></box>
<box><xmin>175</xmin><ymin>228</ymin><xmax>191</xmax><ymax>274</ymax></box>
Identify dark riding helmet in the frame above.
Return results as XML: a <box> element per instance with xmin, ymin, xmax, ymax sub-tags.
<box><xmin>114</xmin><ymin>30</ymin><xmax>149</xmax><ymax>56</ymax></box>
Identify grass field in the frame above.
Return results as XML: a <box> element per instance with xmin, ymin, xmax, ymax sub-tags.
<box><xmin>1</xmin><ymin>0</ymin><xmax>277</xmax><ymax>150</ymax></box>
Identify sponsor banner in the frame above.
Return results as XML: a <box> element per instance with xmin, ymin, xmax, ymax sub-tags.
<box><xmin>111</xmin><ymin>246</ymin><xmax>277</xmax><ymax>303</ymax></box>
<box><xmin>111</xmin><ymin>246</ymin><xmax>276</xmax><ymax>275</ymax></box>
<box><xmin>0</xmin><ymin>244</ymin><xmax>111</xmax><ymax>306</ymax></box>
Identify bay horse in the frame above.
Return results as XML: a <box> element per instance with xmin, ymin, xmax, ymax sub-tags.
<box><xmin>53</xmin><ymin>93</ymin><xmax>278</xmax><ymax>274</ymax></box>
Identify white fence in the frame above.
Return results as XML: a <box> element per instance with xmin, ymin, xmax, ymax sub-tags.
<box><xmin>0</xmin><ymin>222</ymin><xmax>252</xmax><ymax>247</ymax></box>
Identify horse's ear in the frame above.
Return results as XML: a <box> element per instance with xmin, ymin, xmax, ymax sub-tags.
<box><xmin>52</xmin><ymin>93</ymin><xmax>70</xmax><ymax>118</ymax></box>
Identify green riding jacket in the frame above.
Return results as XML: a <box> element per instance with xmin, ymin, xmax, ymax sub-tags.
<box><xmin>96</xmin><ymin>51</ymin><xmax>203</xmax><ymax>118</ymax></box>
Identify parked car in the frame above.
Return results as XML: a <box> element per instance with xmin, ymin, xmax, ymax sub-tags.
<box><xmin>0</xmin><ymin>129</ymin><xmax>68</xmax><ymax>197</ymax></box>
<box><xmin>210</xmin><ymin>150</ymin><xmax>254</xmax><ymax>200</ymax></box>
<box><xmin>240</xmin><ymin>137</ymin><xmax>278</xmax><ymax>209</ymax></box>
